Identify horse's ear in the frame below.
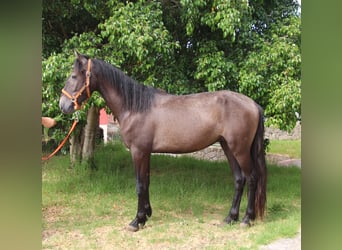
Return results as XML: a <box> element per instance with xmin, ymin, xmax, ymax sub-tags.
<box><xmin>74</xmin><ymin>50</ymin><xmax>87</xmax><ymax>65</ymax></box>
<box><xmin>74</xmin><ymin>50</ymin><xmax>80</xmax><ymax>58</ymax></box>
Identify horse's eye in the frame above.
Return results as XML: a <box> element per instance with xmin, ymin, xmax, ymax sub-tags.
<box><xmin>71</xmin><ymin>74</ymin><xmax>77</xmax><ymax>79</ymax></box>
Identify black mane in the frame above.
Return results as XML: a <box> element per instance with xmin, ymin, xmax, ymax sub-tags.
<box><xmin>93</xmin><ymin>59</ymin><xmax>162</xmax><ymax>113</ymax></box>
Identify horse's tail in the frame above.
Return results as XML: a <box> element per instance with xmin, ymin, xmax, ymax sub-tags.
<box><xmin>251</xmin><ymin>104</ymin><xmax>267</xmax><ymax>219</ymax></box>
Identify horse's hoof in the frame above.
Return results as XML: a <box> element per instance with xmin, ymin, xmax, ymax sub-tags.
<box><xmin>224</xmin><ymin>216</ymin><xmax>238</xmax><ymax>225</ymax></box>
<box><xmin>127</xmin><ymin>218</ymin><xmax>140</xmax><ymax>232</ymax></box>
<box><xmin>126</xmin><ymin>224</ymin><xmax>139</xmax><ymax>232</ymax></box>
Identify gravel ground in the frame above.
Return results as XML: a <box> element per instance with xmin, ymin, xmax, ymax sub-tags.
<box><xmin>259</xmin><ymin>227</ymin><xmax>301</xmax><ymax>250</ymax></box>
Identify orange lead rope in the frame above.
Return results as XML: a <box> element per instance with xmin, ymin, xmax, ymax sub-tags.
<box><xmin>41</xmin><ymin>119</ymin><xmax>78</xmax><ymax>161</ymax></box>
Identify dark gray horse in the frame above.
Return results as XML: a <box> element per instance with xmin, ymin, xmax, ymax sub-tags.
<box><xmin>59</xmin><ymin>52</ymin><xmax>267</xmax><ymax>231</ymax></box>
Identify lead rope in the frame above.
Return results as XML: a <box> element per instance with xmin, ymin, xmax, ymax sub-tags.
<box><xmin>41</xmin><ymin>119</ymin><xmax>78</xmax><ymax>161</ymax></box>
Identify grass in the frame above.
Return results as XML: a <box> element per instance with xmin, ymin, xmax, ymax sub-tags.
<box><xmin>268</xmin><ymin>139</ymin><xmax>301</xmax><ymax>158</ymax></box>
<box><xmin>42</xmin><ymin>140</ymin><xmax>301</xmax><ymax>249</ymax></box>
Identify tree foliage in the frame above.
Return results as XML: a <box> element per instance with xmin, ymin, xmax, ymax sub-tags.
<box><xmin>42</xmin><ymin>0</ymin><xmax>301</xmax><ymax>147</ymax></box>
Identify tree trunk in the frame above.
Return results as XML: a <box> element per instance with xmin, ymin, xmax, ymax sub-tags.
<box><xmin>69</xmin><ymin>127</ymin><xmax>82</xmax><ymax>165</ymax></box>
<box><xmin>69</xmin><ymin>106</ymin><xmax>99</xmax><ymax>168</ymax></box>
<box><xmin>81</xmin><ymin>106</ymin><xmax>99</xmax><ymax>168</ymax></box>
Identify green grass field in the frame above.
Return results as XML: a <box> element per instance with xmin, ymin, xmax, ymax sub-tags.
<box><xmin>268</xmin><ymin>139</ymin><xmax>301</xmax><ymax>158</ymax></box>
<box><xmin>42</xmin><ymin>141</ymin><xmax>301</xmax><ymax>249</ymax></box>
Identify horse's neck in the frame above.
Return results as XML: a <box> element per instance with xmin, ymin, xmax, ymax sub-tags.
<box><xmin>97</xmin><ymin>81</ymin><xmax>125</xmax><ymax>122</ymax></box>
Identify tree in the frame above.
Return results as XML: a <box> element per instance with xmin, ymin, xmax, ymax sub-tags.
<box><xmin>238</xmin><ymin>15</ymin><xmax>301</xmax><ymax>130</ymax></box>
<box><xmin>42</xmin><ymin>0</ymin><xmax>301</xmax><ymax>163</ymax></box>
<box><xmin>169</xmin><ymin>0</ymin><xmax>301</xmax><ymax>130</ymax></box>
<box><xmin>42</xmin><ymin>0</ymin><xmax>179</xmax><ymax>164</ymax></box>
<box><xmin>42</xmin><ymin>0</ymin><xmax>104</xmax><ymax>57</ymax></box>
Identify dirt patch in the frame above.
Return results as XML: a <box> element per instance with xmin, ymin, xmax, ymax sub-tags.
<box><xmin>42</xmin><ymin>205</ymin><xmax>64</xmax><ymax>225</ymax></box>
<box><xmin>260</xmin><ymin>227</ymin><xmax>301</xmax><ymax>250</ymax></box>
<box><xmin>266</xmin><ymin>154</ymin><xmax>301</xmax><ymax>167</ymax></box>
<box><xmin>42</xmin><ymin>205</ymin><xmax>65</xmax><ymax>242</ymax></box>
<box><xmin>42</xmin><ymin>229</ymin><xmax>59</xmax><ymax>241</ymax></box>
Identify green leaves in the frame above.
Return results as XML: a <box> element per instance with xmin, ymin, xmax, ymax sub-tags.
<box><xmin>100</xmin><ymin>1</ymin><xmax>175</xmax><ymax>58</ymax></box>
<box><xmin>181</xmin><ymin>0</ymin><xmax>249</xmax><ymax>40</ymax></box>
<box><xmin>202</xmin><ymin>0</ymin><xmax>249</xmax><ymax>40</ymax></box>
<box><xmin>238</xmin><ymin>16</ymin><xmax>301</xmax><ymax>131</ymax></box>
<box><xmin>180</xmin><ymin>0</ymin><xmax>207</xmax><ymax>35</ymax></box>
<box><xmin>194</xmin><ymin>42</ymin><xmax>235</xmax><ymax>92</ymax></box>
<box><xmin>43</xmin><ymin>0</ymin><xmax>301</xmax><ymax>135</ymax></box>
<box><xmin>99</xmin><ymin>0</ymin><xmax>179</xmax><ymax>85</ymax></box>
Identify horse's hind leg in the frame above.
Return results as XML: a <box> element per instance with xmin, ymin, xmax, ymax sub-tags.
<box><xmin>220</xmin><ymin>140</ymin><xmax>246</xmax><ymax>224</ymax></box>
<box><xmin>235</xmin><ymin>152</ymin><xmax>257</xmax><ymax>227</ymax></box>
<box><xmin>241</xmin><ymin>172</ymin><xmax>257</xmax><ymax>226</ymax></box>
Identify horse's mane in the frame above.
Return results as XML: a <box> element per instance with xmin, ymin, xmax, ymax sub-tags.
<box><xmin>93</xmin><ymin>59</ymin><xmax>162</xmax><ymax>113</ymax></box>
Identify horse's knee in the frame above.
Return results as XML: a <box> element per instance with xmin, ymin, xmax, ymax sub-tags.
<box><xmin>247</xmin><ymin>171</ymin><xmax>257</xmax><ymax>189</ymax></box>
<box><xmin>234</xmin><ymin>176</ymin><xmax>246</xmax><ymax>191</ymax></box>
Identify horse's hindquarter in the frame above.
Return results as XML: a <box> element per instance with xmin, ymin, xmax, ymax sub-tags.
<box><xmin>150</xmin><ymin>91</ymin><xmax>259</xmax><ymax>154</ymax></box>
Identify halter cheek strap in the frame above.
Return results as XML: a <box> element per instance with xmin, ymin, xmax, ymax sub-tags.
<box><xmin>62</xmin><ymin>59</ymin><xmax>92</xmax><ymax>110</ymax></box>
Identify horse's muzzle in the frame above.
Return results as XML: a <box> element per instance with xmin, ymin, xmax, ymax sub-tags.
<box><xmin>59</xmin><ymin>95</ymin><xmax>75</xmax><ymax>114</ymax></box>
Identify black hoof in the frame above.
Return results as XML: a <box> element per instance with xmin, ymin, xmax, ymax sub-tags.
<box><xmin>224</xmin><ymin>215</ymin><xmax>238</xmax><ymax>225</ymax></box>
<box><xmin>127</xmin><ymin>224</ymin><xmax>139</xmax><ymax>232</ymax></box>
<box><xmin>240</xmin><ymin>215</ymin><xmax>254</xmax><ymax>227</ymax></box>
<box><xmin>127</xmin><ymin>218</ymin><xmax>139</xmax><ymax>232</ymax></box>
<box><xmin>127</xmin><ymin>217</ymin><xmax>147</xmax><ymax>232</ymax></box>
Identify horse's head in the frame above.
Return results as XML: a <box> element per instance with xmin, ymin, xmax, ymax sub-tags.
<box><xmin>59</xmin><ymin>52</ymin><xmax>93</xmax><ymax>114</ymax></box>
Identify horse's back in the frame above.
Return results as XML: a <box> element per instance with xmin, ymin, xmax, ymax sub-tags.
<box><xmin>154</xmin><ymin>90</ymin><xmax>259</xmax><ymax>127</ymax></box>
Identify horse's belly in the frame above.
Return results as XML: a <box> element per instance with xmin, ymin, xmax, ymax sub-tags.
<box><xmin>152</xmin><ymin>124</ymin><xmax>220</xmax><ymax>153</ymax></box>
<box><xmin>150</xmin><ymin>95</ymin><xmax>227</xmax><ymax>153</ymax></box>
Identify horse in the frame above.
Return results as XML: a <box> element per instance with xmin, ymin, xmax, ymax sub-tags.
<box><xmin>59</xmin><ymin>52</ymin><xmax>267</xmax><ymax>232</ymax></box>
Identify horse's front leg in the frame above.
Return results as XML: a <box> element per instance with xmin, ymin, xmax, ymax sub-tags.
<box><xmin>127</xmin><ymin>149</ymin><xmax>152</xmax><ymax>232</ymax></box>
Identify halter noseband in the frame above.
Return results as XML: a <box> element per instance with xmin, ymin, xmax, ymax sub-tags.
<box><xmin>62</xmin><ymin>59</ymin><xmax>92</xmax><ymax>110</ymax></box>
